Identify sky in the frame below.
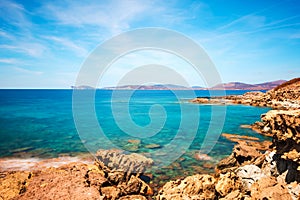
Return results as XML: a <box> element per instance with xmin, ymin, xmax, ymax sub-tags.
<box><xmin>0</xmin><ymin>0</ymin><xmax>300</xmax><ymax>88</ymax></box>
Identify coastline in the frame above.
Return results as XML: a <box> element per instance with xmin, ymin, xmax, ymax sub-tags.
<box><xmin>1</xmin><ymin>78</ymin><xmax>300</xmax><ymax>199</ymax></box>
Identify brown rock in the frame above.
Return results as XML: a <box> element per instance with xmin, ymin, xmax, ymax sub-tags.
<box><xmin>157</xmin><ymin>174</ymin><xmax>216</xmax><ymax>200</ymax></box>
<box><xmin>119</xmin><ymin>195</ymin><xmax>147</xmax><ymax>200</ymax></box>
<box><xmin>145</xmin><ymin>144</ymin><xmax>161</xmax><ymax>149</ymax></box>
<box><xmin>0</xmin><ymin>171</ymin><xmax>31</xmax><ymax>200</ymax></box>
<box><xmin>16</xmin><ymin>163</ymin><xmax>102</xmax><ymax>200</ymax></box>
<box><xmin>95</xmin><ymin>149</ymin><xmax>153</xmax><ymax>176</ymax></box>
<box><xmin>219</xmin><ymin>190</ymin><xmax>244</xmax><ymax>200</ymax></box>
<box><xmin>101</xmin><ymin>186</ymin><xmax>120</xmax><ymax>199</ymax></box>
<box><xmin>250</xmin><ymin>176</ymin><xmax>293</xmax><ymax>200</ymax></box>
<box><xmin>215</xmin><ymin>171</ymin><xmax>243</xmax><ymax>197</ymax></box>
<box><xmin>128</xmin><ymin>139</ymin><xmax>141</xmax><ymax>145</ymax></box>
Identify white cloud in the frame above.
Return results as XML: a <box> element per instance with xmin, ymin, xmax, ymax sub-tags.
<box><xmin>43</xmin><ymin>36</ymin><xmax>88</xmax><ymax>57</ymax></box>
<box><xmin>0</xmin><ymin>43</ymin><xmax>46</xmax><ymax>57</ymax></box>
<box><xmin>13</xmin><ymin>67</ymin><xmax>43</xmax><ymax>75</ymax></box>
<box><xmin>0</xmin><ymin>0</ymin><xmax>31</xmax><ymax>28</ymax></box>
<box><xmin>0</xmin><ymin>58</ymin><xmax>18</xmax><ymax>64</ymax></box>
<box><xmin>42</xmin><ymin>0</ymin><xmax>152</xmax><ymax>35</ymax></box>
<box><xmin>0</xmin><ymin>29</ymin><xmax>15</xmax><ymax>40</ymax></box>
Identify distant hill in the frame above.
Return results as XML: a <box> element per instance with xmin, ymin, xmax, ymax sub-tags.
<box><xmin>267</xmin><ymin>78</ymin><xmax>300</xmax><ymax>101</ymax></box>
<box><xmin>77</xmin><ymin>80</ymin><xmax>286</xmax><ymax>90</ymax></box>
<box><xmin>210</xmin><ymin>80</ymin><xmax>286</xmax><ymax>90</ymax></box>
<box><xmin>103</xmin><ymin>84</ymin><xmax>189</xmax><ymax>90</ymax></box>
<box><xmin>71</xmin><ymin>85</ymin><xmax>95</xmax><ymax>90</ymax></box>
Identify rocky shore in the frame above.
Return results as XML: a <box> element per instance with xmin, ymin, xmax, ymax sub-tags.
<box><xmin>1</xmin><ymin>78</ymin><xmax>300</xmax><ymax>199</ymax></box>
<box><xmin>170</xmin><ymin>77</ymin><xmax>300</xmax><ymax>199</ymax></box>
<box><xmin>190</xmin><ymin>78</ymin><xmax>300</xmax><ymax>110</ymax></box>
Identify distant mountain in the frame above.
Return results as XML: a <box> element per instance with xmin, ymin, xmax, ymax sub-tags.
<box><xmin>210</xmin><ymin>80</ymin><xmax>286</xmax><ymax>90</ymax></box>
<box><xmin>103</xmin><ymin>84</ymin><xmax>189</xmax><ymax>90</ymax></box>
<box><xmin>71</xmin><ymin>85</ymin><xmax>95</xmax><ymax>90</ymax></box>
<box><xmin>100</xmin><ymin>80</ymin><xmax>286</xmax><ymax>90</ymax></box>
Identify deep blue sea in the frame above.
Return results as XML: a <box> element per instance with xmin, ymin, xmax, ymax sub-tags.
<box><xmin>0</xmin><ymin>89</ymin><xmax>270</xmax><ymax>181</ymax></box>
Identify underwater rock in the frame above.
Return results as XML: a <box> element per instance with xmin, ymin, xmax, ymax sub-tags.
<box><xmin>194</xmin><ymin>153</ymin><xmax>212</xmax><ymax>161</ymax></box>
<box><xmin>145</xmin><ymin>144</ymin><xmax>161</xmax><ymax>149</ymax></box>
<box><xmin>128</xmin><ymin>139</ymin><xmax>141</xmax><ymax>145</ymax></box>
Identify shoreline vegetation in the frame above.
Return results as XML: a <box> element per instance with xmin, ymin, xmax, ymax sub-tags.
<box><xmin>1</xmin><ymin>78</ymin><xmax>300</xmax><ymax>199</ymax></box>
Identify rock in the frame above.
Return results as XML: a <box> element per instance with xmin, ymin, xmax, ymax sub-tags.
<box><xmin>144</xmin><ymin>144</ymin><xmax>161</xmax><ymax>149</ymax></box>
<box><xmin>221</xmin><ymin>133</ymin><xmax>272</xmax><ymax>151</ymax></box>
<box><xmin>194</xmin><ymin>153</ymin><xmax>212</xmax><ymax>161</ymax></box>
<box><xmin>128</xmin><ymin>139</ymin><xmax>141</xmax><ymax>145</ymax></box>
<box><xmin>119</xmin><ymin>195</ymin><xmax>147</xmax><ymax>200</ymax></box>
<box><xmin>95</xmin><ymin>149</ymin><xmax>153</xmax><ymax>176</ymax></box>
<box><xmin>16</xmin><ymin>163</ymin><xmax>102</xmax><ymax>200</ymax></box>
<box><xmin>10</xmin><ymin>147</ymin><xmax>34</xmax><ymax>154</ymax></box>
<box><xmin>216</xmin><ymin>154</ymin><xmax>238</xmax><ymax>173</ymax></box>
<box><xmin>189</xmin><ymin>97</ymin><xmax>209</xmax><ymax>104</ymax></box>
<box><xmin>215</xmin><ymin>171</ymin><xmax>243</xmax><ymax>197</ymax></box>
<box><xmin>233</xmin><ymin>142</ymin><xmax>262</xmax><ymax>164</ymax></box>
<box><xmin>261</xmin><ymin>151</ymin><xmax>278</xmax><ymax>176</ymax></box>
<box><xmin>222</xmin><ymin>133</ymin><xmax>260</xmax><ymax>142</ymax></box>
<box><xmin>216</xmin><ymin>143</ymin><xmax>262</xmax><ymax>173</ymax></box>
<box><xmin>236</xmin><ymin>164</ymin><xmax>266</xmax><ymax>191</ymax></box>
<box><xmin>253</xmin><ymin>109</ymin><xmax>300</xmax><ymax>183</ymax></box>
<box><xmin>156</xmin><ymin>174</ymin><xmax>216</xmax><ymax>200</ymax></box>
<box><xmin>286</xmin><ymin>181</ymin><xmax>300</xmax><ymax>200</ymax></box>
<box><xmin>125</xmin><ymin>140</ymin><xmax>141</xmax><ymax>152</ymax></box>
<box><xmin>124</xmin><ymin>143</ymin><xmax>139</xmax><ymax>152</ymax></box>
<box><xmin>250</xmin><ymin>176</ymin><xmax>293</xmax><ymax>200</ymax></box>
<box><xmin>219</xmin><ymin>190</ymin><xmax>244</xmax><ymax>200</ymax></box>
<box><xmin>118</xmin><ymin>175</ymin><xmax>153</xmax><ymax>196</ymax></box>
<box><xmin>0</xmin><ymin>171</ymin><xmax>32</xmax><ymax>200</ymax></box>
<box><xmin>101</xmin><ymin>186</ymin><xmax>120</xmax><ymax>199</ymax></box>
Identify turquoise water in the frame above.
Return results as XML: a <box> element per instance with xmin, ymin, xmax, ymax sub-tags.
<box><xmin>0</xmin><ymin>89</ymin><xmax>270</xmax><ymax>182</ymax></box>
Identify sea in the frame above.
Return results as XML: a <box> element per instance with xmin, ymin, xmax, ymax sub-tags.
<box><xmin>0</xmin><ymin>89</ymin><xmax>271</xmax><ymax>184</ymax></box>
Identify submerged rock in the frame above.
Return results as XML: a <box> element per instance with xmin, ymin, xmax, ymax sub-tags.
<box><xmin>144</xmin><ymin>144</ymin><xmax>161</xmax><ymax>149</ymax></box>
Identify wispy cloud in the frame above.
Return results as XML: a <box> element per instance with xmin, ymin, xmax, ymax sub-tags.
<box><xmin>41</xmin><ymin>0</ymin><xmax>152</xmax><ymax>35</ymax></box>
<box><xmin>0</xmin><ymin>29</ymin><xmax>15</xmax><ymax>40</ymax></box>
<box><xmin>13</xmin><ymin>67</ymin><xmax>43</xmax><ymax>75</ymax></box>
<box><xmin>43</xmin><ymin>36</ymin><xmax>88</xmax><ymax>57</ymax></box>
<box><xmin>0</xmin><ymin>58</ymin><xmax>19</xmax><ymax>64</ymax></box>
<box><xmin>0</xmin><ymin>43</ymin><xmax>46</xmax><ymax>57</ymax></box>
<box><xmin>0</xmin><ymin>0</ymin><xmax>32</xmax><ymax>29</ymax></box>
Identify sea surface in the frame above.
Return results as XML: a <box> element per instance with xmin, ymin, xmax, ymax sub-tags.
<box><xmin>0</xmin><ymin>89</ymin><xmax>271</xmax><ymax>183</ymax></box>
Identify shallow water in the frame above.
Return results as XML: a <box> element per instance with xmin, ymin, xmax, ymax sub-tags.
<box><xmin>0</xmin><ymin>89</ymin><xmax>270</xmax><ymax>181</ymax></box>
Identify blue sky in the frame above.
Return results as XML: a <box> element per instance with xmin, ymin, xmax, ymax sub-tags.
<box><xmin>0</xmin><ymin>0</ymin><xmax>300</xmax><ymax>88</ymax></box>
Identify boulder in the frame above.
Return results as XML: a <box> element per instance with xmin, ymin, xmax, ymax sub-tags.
<box><xmin>250</xmin><ymin>176</ymin><xmax>292</xmax><ymax>200</ymax></box>
<box><xmin>0</xmin><ymin>171</ymin><xmax>32</xmax><ymax>200</ymax></box>
<box><xmin>156</xmin><ymin>174</ymin><xmax>216</xmax><ymax>200</ymax></box>
<box><xmin>215</xmin><ymin>171</ymin><xmax>243</xmax><ymax>197</ymax></box>
<box><xmin>95</xmin><ymin>149</ymin><xmax>153</xmax><ymax>176</ymax></box>
<box><xmin>236</xmin><ymin>165</ymin><xmax>266</xmax><ymax>191</ymax></box>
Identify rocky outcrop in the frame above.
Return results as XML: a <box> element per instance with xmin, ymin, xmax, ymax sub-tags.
<box><xmin>0</xmin><ymin>150</ymin><xmax>154</xmax><ymax>200</ymax></box>
<box><xmin>0</xmin><ymin>171</ymin><xmax>31</xmax><ymax>200</ymax></box>
<box><xmin>95</xmin><ymin>149</ymin><xmax>153</xmax><ymax>177</ymax></box>
<box><xmin>156</xmin><ymin>174</ymin><xmax>216</xmax><ymax>200</ymax></box>
<box><xmin>252</xmin><ymin>110</ymin><xmax>300</xmax><ymax>184</ymax></box>
<box><xmin>190</xmin><ymin>78</ymin><xmax>300</xmax><ymax>110</ymax></box>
